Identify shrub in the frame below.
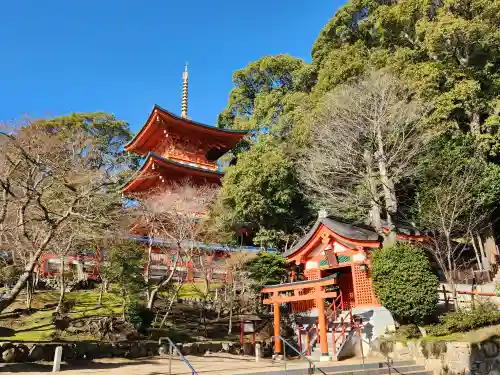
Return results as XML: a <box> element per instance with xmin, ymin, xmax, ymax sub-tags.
<box><xmin>395</xmin><ymin>324</ymin><xmax>422</xmax><ymax>340</ymax></box>
<box><xmin>59</xmin><ymin>299</ymin><xmax>76</xmax><ymax>314</ymax></box>
<box><xmin>427</xmin><ymin>301</ymin><xmax>500</xmax><ymax>336</ymax></box>
<box><xmin>372</xmin><ymin>243</ymin><xmax>439</xmax><ymax>324</ymax></box>
<box><xmin>125</xmin><ymin>300</ymin><xmax>155</xmax><ymax>332</ymax></box>
<box><xmin>245</xmin><ymin>251</ymin><xmax>288</xmax><ymax>286</ymax></box>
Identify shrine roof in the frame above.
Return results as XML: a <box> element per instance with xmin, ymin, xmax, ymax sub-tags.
<box><xmin>124</xmin><ymin>105</ymin><xmax>249</xmax><ymax>156</ymax></box>
<box><xmin>283</xmin><ymin>217</ymin><xmax>380</xmax><ymax>258</ymax></box>
<box><xmin>121</xmin><ymin>152</ymin><xmax>223</xmax><ymax>195</ymax></box>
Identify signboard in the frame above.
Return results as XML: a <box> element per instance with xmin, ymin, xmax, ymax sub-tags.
<box><xmin>243</xmin><ymin>323</ymin><xmax>255</xmax><ymax>333</ymax></box>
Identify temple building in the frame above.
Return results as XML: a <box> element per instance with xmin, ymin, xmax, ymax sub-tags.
<box><xmin>261</xmin><ymin>212</ymin><xmax>424</xmax><ymax>361</ymax></box>
<box><xmin>121</xmin><ymin>65</ymin><xmax>253</xmax><ymax>282</ymax></box>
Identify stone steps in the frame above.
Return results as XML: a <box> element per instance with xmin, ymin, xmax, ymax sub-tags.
<box><xmin>235</xmin><ymin>359</ymin><xmax>432</xmax><ymax>375</ymax></box>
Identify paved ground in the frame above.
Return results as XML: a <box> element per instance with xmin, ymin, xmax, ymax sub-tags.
<box><xmin>0</xmin><ymin>353</ymin><xmax>383</xmax><ymax>374</ymax></box>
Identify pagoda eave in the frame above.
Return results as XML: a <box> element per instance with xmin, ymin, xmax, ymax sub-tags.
<box><xmin>124</xmin><ymin>105</ymin><xmax>248</xmax><ymax>156</ymax></box>
<box><xmin>121</xmin><ymin>153</ymin><xmax>223</xmax><ymax>195</ymax></box>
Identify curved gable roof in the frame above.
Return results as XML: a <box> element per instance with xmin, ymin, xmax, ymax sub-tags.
<box><xmin>125</xmin><ymin>105</ymin><xmax>249</xmax><ymax>155</ymax></box>
<box><xmin>284</xmin><ymin>217</ymin><xmax>380</xmax><ymax>258</ymax></box>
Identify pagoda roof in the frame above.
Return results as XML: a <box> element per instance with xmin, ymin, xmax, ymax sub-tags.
<box><xmin>121</xmin><ymin>152</ymin><xmax>223</xmax><ymax>195</ymax></box>
<box><xmin>125</xmin><ymin>105</ymin><xmax>249</xmax><ymax>156</ymax></box>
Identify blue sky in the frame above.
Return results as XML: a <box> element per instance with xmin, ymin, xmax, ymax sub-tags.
<box><xmin>0</xmin><ymin>1</ymin><xmax>345</xmax><ymax>133</ymax></box>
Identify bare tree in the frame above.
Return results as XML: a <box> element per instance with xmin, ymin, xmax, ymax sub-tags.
<box><xmin>299</xmin><ymin>71</ymin><xmax>426</xmax><ymax>243</ymax></box>
<box><xmin>131</xmin><ymin>181</ymin><xmax>219</xmax><ymax>310</ymax></box>
<box><xmin>415</xmin><ymin>159</ymin><xmax>493</xmax><ymax>307</ymax></box>
<box><xmin>0</xmin><ymin>120</ymin><xmax>123</xmax><ymax>313</ymax></box>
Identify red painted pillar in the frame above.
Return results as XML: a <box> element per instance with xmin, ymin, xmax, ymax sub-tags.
<box><xmin>240</xmin><ymin>317</ymin><xmax>244</xmax><ymax>345</ymax></box>
<box><xmin>316</xmin><ymin>295</ymin><xmax>329</xmax><ymax>359</ymax></box>
<box><xmin>297</xmin><ymin>326</ymin><xmax>302</xmax><ymax>353</ymax></box>
<box><xmin>273</xmin><ymin>302</ymin><xmax>282</xmax><ymax>354</ymax></box>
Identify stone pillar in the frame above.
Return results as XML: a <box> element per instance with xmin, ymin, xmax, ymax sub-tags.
<box><xmin>316</xmin><ymin>295</ymin><xmax>330</xmax><ymax>361</ymax></box>
<box><xmin>52</xmin><ymin>346</ymin><xmax>63</xmax><ymax>372</ymax></box>
<box><xmin>255</xmin><ymin>343</ymin><xmax>262</xmax><ymax>362</ymax></box>
<box><xmin>273</xmin><ymin>302</ymin><xmax>282</xmax><ymax>354</ymax></box>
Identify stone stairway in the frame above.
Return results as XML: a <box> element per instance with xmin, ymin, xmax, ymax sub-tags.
<box><xmin>235</xmin><ymin>359</ymin><xmax>433</xmax><ymax>375</ymax></box>
<box><xmin>306</xmin><ymin>310</ymin><xmax>353</xmax><ymax>361</ymax></box>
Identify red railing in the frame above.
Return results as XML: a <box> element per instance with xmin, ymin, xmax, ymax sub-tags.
<box><xmin>302</xmin><ymin>290</ymin><xmax>352</xmax><ymax>356</ymax></box>
<box><xmin>327</xmin><ymin>291</ymin><xmax>344</xmax><ymax>324</ymax></box>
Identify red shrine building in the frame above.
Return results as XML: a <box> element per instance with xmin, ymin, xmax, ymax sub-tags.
<box><xmin>261</xmin><ymin>213</ymin><xmax>424</xmax><ymax>361</ymax></box>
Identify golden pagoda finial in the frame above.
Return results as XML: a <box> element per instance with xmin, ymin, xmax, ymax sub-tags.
<box><xmin>181</xmin><ymin>63</ymin><xmax>189</xmax><ymax>119</ymax></box>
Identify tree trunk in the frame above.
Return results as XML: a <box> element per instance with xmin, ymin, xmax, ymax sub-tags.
<box><xmin>449</xmin><ymin>281</ymin><xmax>459</xmax><ymax>310</ymax></box>
<box><xmin>145</xmin><ymin>236</ymin><xmax>153</xmax><ymax>302</ymax></box>
<box><xmin>147</xmin><ymin>287</ymin><xmax>159</xmax><ymax>310</ymax></box>
<box><xmin>56</xmin><ymin>257</ymin><xmax>65</xmax><ymax>313</ymax></box>
<box><xmin>470</xmin><ymin>111</ymin><xmax>481</xmax><ymax>136</ymax></box>
<box><xmin>159</xmin><ymin>280</ymin><xmax>184</xmax><ymax>328</ymax></box>
<box><xmin>121</xmin><ymin>289</ymin><xmax>126</xmax><ymax>321</ymax></box>
<box><xmin>471</xmin><ymin>236</ymin><xmax>483</xmax><ymax>271</ymax></box>
<box><xmin>375</xmin><ymin>126</ymin><xmax>398</xmax><ymax>246</ymax></box>
<box><xmin>25</xmin><ymin>273</ymin><xmax>33</xmax><ymax>309</ymax></box>
<box><xmin>146</xmin><ymin>250</ymin><xmax>180</xmax><ymax>310</ymax></box>
<box><xmin>0</xmin><ymin>232</ymin><xmax>54</xmax><ymax>313</ymax></box>
<box><xmin>363</xmin><ymin>149</ymin><xmax>382</xmax><ymax>233</ymax></box>
<box><xmin>98</xmin><ymin>281</ymin><xmax>105</xmax><ymax>307</ymax></box>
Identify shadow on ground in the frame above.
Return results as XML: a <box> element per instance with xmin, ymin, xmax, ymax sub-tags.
<box><xmin>0</xmin><ymin>359</ymin><xmax>155</xmax><ymax>373</ymax></box>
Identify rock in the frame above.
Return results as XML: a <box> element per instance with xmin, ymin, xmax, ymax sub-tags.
<box><xmin>53</xmin><ymin>315</ymin><xmax>71</xmax><ymax>330</ymax></box>
<box><xmin>194</xmin><ymin>343</ymin><xmax>203</xmax><ymax>355</ymax></box>
<box><xmin>126</xmin><ymin>344</ymin><xmax>142</xmax><ymax>359</ymax></box>
<box><xmin>15</xmin><ymin>344</ymin><xmax>29</xmax><ymax>362</ymax></box>
<box><xmin>41</xmin><ymin>344</ymin><xmax>57</xmax><ymax>361</ymax></box>
<box><xmin>182</xmin><ymin>343</ymin><xmax>195</xmax><ymax>355</ymax></box>
<box><xmin>0</xmin><ymin>342</ymin><xmax>14</xmax><ymax>353</ymax></box>
<box><xmin>2</xmin><ymin>348</ymin><xmax>16</xmax><ymax>363</ymax></box>
<box><xmin>111</xmin><ymin>343</ymin><xmax>126</xmax><ymax>357</ymax></box>
<box><xmin>144</xmin><ymin>342</ymin><xmax>158</xmax><ymax>357</ymax></box>
<box><xmin>158</xmin><ymin>344</ymin><xmax>169</xmax><ymax>356</ymax></box>
<box><xmin>28</xmin><ymin>344</ymin><xmax>44</xmax><ymax>362</ymax></box>
<box><xmin>229</xmin><ymin>343</ymin><xmax>242</xmax><ymax>355</ymax></box>
<box><xmin>138</xmin><ymin>344</ymin><xmax>148</xmax><ymax>358</ymax></box>
<box><xmin>95</xmin><ymin>343</ymin><xmax>113</xmax><ymax>359</ymax></box>
<box><xmin>207</xmin><ymin>342</ymin><xmax>222</xmax><ymax>353</ymax></box>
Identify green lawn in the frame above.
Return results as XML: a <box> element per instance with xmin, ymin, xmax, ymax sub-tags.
<box><xmin>177</xmin><ymin>282</ymin><xmax>223</xmax><ymax>299</ymax></box>
<box><xmin>0</xmin><ymin>282</ymin><xmax>223</xmax><ymax>342</ymax></box>
<box><xmin>0</xmin><ymin>290</ymin><xmax>121</xmax><ymax>342</ymax></box>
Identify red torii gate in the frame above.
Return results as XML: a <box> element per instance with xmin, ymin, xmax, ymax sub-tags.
<box><xmin>261</xmin><ymin>275</ymin><xmax>338</xmax><ymax>359</ymax></box>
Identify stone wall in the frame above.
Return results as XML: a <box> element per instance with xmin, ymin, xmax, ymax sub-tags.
<box><xmin>0</xmin><ymin>340</ymin><xmax>269</xmax><ymax>364</ymax></box>
<box><xmin>372</xmin><ymin>336</ymin><xmax>500</xmax><ymax>375</ymax></box>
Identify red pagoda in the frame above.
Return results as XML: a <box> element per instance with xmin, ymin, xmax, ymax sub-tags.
<box><xmin>120</xmin><ymin>65</ymin><xmax>251</xmax><ymax>282</ymax></box>
<box><xmin>122</xmin><ymin>65</ymin><xmax>248</xmax><ymax>195</ymax></box>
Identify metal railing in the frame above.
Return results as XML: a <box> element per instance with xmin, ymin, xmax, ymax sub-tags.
<box><xmin>159</xmin><ymin>336</ymin><xmax>198</xmax><ymax>375</ymax></box>
<box><xmin>272</xmin><ymin>335</ymin><xmax>328</xmax><ymax>375</ymax></box>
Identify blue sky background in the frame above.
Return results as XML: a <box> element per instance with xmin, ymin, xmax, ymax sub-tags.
<box><xmin>0</xmin><ymin>1</ymin><xmax>345</xmax><ymax>133</ymax></box>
